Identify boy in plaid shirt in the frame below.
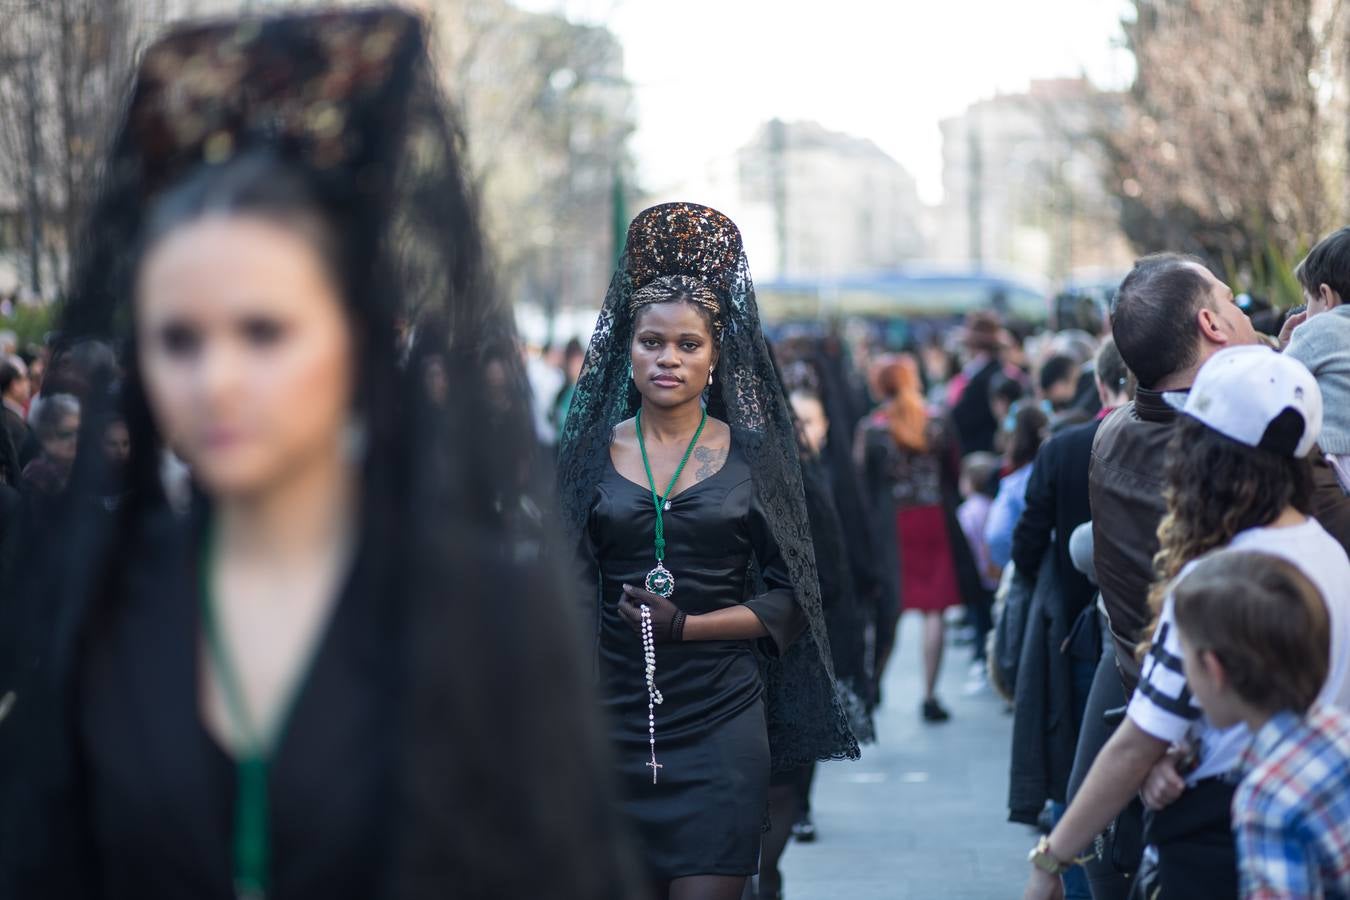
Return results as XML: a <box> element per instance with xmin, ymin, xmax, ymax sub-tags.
<box><xmin>1173</xmin><ymin>551</ymin><xmax>1350</xmax><ymax>899</ymax></box>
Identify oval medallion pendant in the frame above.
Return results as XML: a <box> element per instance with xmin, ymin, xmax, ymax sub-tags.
<box><xmin>645</xmin><ymin>563</ymin><xmax>675</xmax><ymax>598</ymax></box>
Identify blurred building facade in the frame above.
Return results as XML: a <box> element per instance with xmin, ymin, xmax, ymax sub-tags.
<box><xmin>655</xmin><ymin>119</ymin><xmax>925</xmax><ymax>284</ymax></box>
<box><xmin>935</xmin><ymin>78</ymin><xmax>1134</xmax><ymax>283</ymax></box>
<box><xmin>738</xmin><ymin>120</ymin><xmax>925</xmax><ymax>281</ymax></box>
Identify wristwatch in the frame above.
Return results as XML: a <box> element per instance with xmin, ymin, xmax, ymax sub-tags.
<box><xmin>1028</xmin><ymin>835</ymin><xmax>1072</xmax><ymax>875</ymax></box>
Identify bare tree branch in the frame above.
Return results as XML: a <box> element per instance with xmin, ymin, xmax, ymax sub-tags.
<box><xmin>1100</xmin><ymin>0</ymin><xmax>1335</xmax><ymax>302</ymax></box>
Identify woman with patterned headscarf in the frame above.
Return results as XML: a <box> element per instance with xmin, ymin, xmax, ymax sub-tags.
<box><xmin>857</xmin><ymin>354</ymin><xmax>977</xmax><ymax>723</ymax></box>
<box><xmin>558</xmin><ymin>203</ymin><xmax>858</xmax><ymax>900</ymax></box>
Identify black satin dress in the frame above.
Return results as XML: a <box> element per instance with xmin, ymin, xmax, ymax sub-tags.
<box><xmin>586</xmin><ymin>440</ymin><xmax>804</xmax><ymax>880</ymax></box>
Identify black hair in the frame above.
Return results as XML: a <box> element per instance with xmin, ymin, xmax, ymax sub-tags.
<box><xmin>990</xmin><ymin>371</ymin><xmax>1025</xmax><ymax>407</ymax></box>
<box><xmin>1038</xmin><ymin>354</ymin><xmax>1078</xmax><ymax>393</ymax></box>
<box><xmin>1295</xmin><ymin>226</ymin><xmax>1350</xmax><ymax>302</ymax></box>
<box><xmin>142</xmin><ymin>152</ymin><xmax>345</xmax><ymax>290</ymax></box>
<box><xmin>630</xmin><ymin>278</ymin><xmax>723</xmax><ymax>346</ymax></box>
<box><xmin>1111</xmin><ymin>253</ymin><xmax>1212</xmax><ymax>389</ymax></box>
<box><xmin>0</xmin><ymin>358</ymin><xmax>22</xmax><ymax>396</ymax></box>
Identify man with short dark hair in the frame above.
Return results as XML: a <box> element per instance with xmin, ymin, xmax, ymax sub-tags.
<box><xmin>1092</xmin><ymin>253</ymin><xmax>1261</xmax><ymax>689</ymax></box>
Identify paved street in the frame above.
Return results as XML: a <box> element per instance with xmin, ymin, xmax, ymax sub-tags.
<box><xmin>781</xmin><ymin>612</ymin><xmax>1035</xmax><ymax>899</ymax></box>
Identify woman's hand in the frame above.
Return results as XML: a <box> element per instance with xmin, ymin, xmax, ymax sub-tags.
<box><xmin>1140</xmin><ymin>749</ymin><xmax>1187</xmax><ymax>811</ymax></box>
<box><xmin>617</xmin><ymin>584</ymin><xmax>685</xmax><ymax>643</ymax></box>
<box><xmin>1022</xmin><ymin>867</ymin><xmax>1065</xmax><ymax>900</ymax></box>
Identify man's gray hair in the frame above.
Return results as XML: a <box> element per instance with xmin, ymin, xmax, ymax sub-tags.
<box><xmin>31</xmin><ymin>393</ymin><xmax>80</xmax><ymax>441</ymax></box>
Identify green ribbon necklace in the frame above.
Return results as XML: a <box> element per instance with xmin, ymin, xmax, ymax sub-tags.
<box><xmin>635</xmin><ymin>406</ymin><xmax>706</xmax><ymax>598</ymax></box>
<box><xmin>635</xmin><ymin>406</ymin><xmax>705</xmax><ymax>784</ymax></box>
<box><xmin>200</xmin><ymin>530</ymin><xmax>322</xmax><ymax>900</ymax></box>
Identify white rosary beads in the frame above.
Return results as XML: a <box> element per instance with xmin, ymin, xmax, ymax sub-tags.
<box><xmin>640</xmin><ymin>603</ymin><xmax>664</xmax><ymax>784</ymax></box>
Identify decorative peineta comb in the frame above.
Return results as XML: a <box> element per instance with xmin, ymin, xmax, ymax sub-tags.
<box><xmin>124</xmin><ymin>8</ymin><xmax>421</xmax><ymax>195</ymax></box>
<box><xmin>623</xmin><ymin>203</ymin><xmax>743</xmax><ymax>295</ymax></box>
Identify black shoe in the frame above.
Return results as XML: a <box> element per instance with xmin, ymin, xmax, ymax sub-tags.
<box><xmin>791</xmin><ymin>814</ymin><xmax>817</xmax><ymax>843</ymax></box>
<box><xmin>921</xmin><ymin>698</ymin><xmax>951</xmax><ymax>723</ymax></box>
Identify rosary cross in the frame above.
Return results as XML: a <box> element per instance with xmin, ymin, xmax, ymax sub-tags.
<box><xmin>646</xmin><ymin>757</ymin><xmax>663</xmax><ymax>784</ymax></box>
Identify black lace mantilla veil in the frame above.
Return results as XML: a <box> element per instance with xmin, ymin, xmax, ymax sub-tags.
<box><xmin>558</xmin><ymin>203</ymin><xmax>860</xmax><ymax>771</ymax></box>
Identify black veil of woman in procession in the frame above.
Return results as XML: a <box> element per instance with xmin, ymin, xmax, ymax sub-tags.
<box><xmin>558</xmin><ymin>203</ymin><xmax>858</xmax><ymax>900</ymax></box>
<box><xmin>753</xmin><ymin>351</ymin><xmax>876</xmax><ymax>898</ymax></box>
<box><xmin>1</xmin><ymin>8</ymin><xmax>642</xmax><ymax>899</ymax></box>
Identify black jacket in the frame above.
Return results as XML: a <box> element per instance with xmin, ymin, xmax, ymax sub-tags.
<box><xmin>1089</xmin><ymin>391</ymin><xmax>1179</xmax><ymax>691</ymax></box>
<box><xmin>1011</xmin><ymin>418</ymin><xmax>1101</xmax><ymax>626</ymax></box>
<box><xmin>951</xmin><ymin>358</ymin><xmax>1001</xmax><ymax>455</ymax></box>
<box><xmin>1007</xmin><ymin>551</ymin><xmax>1078</xmax><ymax>824</ymax></box>
<box><xmin>2</xmin><ymin>408</ymin><xmax>37</xmax><ymax>470</ymax></box>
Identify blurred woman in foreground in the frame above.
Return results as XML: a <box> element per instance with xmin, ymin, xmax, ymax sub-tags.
<box><xmin>2</xmin><ymin>9</ymin><xmax>640</xmax><ymax>900</ymax></box>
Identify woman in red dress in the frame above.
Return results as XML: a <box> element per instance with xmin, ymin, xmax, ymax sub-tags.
<box><xmin>857</xmin><ymin>355</ymin><xmax>969</xmax><ymax>722</ymax></box>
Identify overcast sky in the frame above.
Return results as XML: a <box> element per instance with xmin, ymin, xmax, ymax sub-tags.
<box><xmin>516</xmin><ymin>0</ymin><xmax>1134</xmax><ymax>205</ymax></box>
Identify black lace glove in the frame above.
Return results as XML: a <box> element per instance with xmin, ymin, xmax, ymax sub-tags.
<box><xmin>618</xmin><ymin>583</ymin><xmax>687</xmax><ymax>643</ymax></box>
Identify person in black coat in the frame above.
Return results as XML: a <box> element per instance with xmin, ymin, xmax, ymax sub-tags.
<box><xmin>1011</xmin><ymin>339</ymin><xmax>1133</xmax><ymax>637</ymax></box>
<box><xmin>1010</xmin><ymin>339</ymin><xmax>1133</xmax><ymax>719</ymax></box>
<box><xmin>1011</xmin><ymin>424</ymin><xmax>1097</xmax><ymax>633</ymax></box>
<box><xmin>1005</xmin><ymin>339</ymin><xmax>1135</xmax><ymax>889</ymax></box>
<box><xmin>949</xmin><ymin>312</ymin><xmax>1008</xmax><ymax>456</ymax></box>
<box><xmin>0</xmin><ymin>358</ymin><xmax>34</xmax><ymax>469</ymax></box>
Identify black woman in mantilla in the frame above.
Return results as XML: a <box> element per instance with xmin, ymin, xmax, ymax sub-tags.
<box><xmin>558</xmin><ymin>203</ymin><xmax>860</xmax><ymax>900</ymax></box>
<box><xmin>0</xmin><ymin>8</ymin><xmax>643</xmax><ymax>900</ymax></box>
